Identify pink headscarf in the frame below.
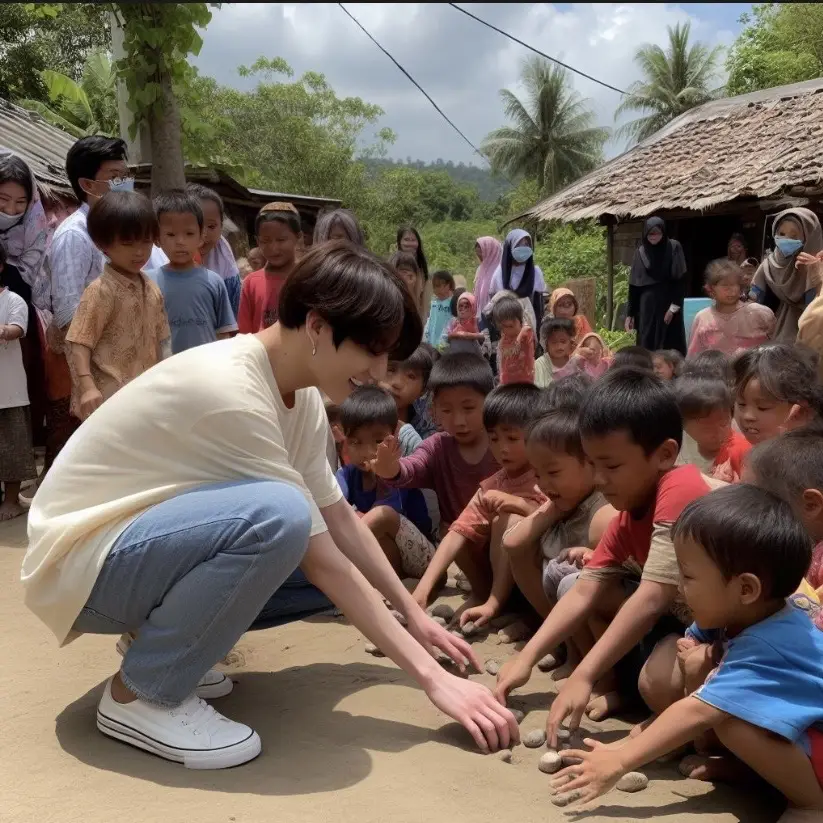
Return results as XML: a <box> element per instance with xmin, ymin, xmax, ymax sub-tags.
<box><xmin>455</xmin><ymin>292</ymin><xmax>479</xmax><ymax>333</ymax></box>
<box><xmin>474</xmin><ymin>236</ymin><xmax>502</xmax><ymax>320</ymax></box>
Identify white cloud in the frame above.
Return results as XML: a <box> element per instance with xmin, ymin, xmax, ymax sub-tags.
<box><xmin>192</xmin><ymin>3</ymin><xmax>739</xmax><ymax>164</ymax></box>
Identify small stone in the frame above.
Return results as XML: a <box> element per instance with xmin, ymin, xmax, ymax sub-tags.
<box><xmin>555</xmin><ymin>727</ymin><xmax>571</xmax><ymax>742</ymax></box>
<box><xmin>498</xmin><ymin>620</ymin><xmax>530</xmax><ymax>643</ymax></box>
<box><xmin>461</xmin><ymin>621</ymin><xmax>478</xmax><ymax>636</ymax></box>
<box><xmin>430</xmin><ymin>603</ymin><xmax>455</xmax><ymax>621</ymax></box>
<box><xmin>551</xmin><ymin>790</ymin><xmax>583</xmax><ymax>807</ymax></box>
<box><xmin>538</xmin><ymin>751</ymin><xmax>563</xmax><ymax>774</ymax></box>
<box><xmin>523</xmin><ymin>729</ymin><xmax>547</xmax><ymax>748</ymax></box>
<box><xmin>432</xmin><ymin>615</ymin><xmax>447</xmax><ymax>627</ymax></box>
<box><xmin>484</xmin><ymin>659</ymin><xmax>500</xmax><ymax>676</ymax></box>
<box><xmin>510</xmin><ymin>708</ymin><xmax>525</xmax><ymax>723</ymax></box>
<box><xmin>390</xmin><ymin>609</ymin><xmax>407</xmax><ymax>627</ymax></box>
<box><xmin>457</xmin><ymin>577</ymin><xmax>473</xmax><ymax>593</ymax></box>
<box><xmin>617</xmin><ymin>772</ymin><xmax>649</xmax><ymax>793</ymax></box>
<box><xmin>364</xmin><ymin>642</ymin><xmax>384</xmax><ymax>657</ymax></box>
<box><xmin>496</xmin><ymin>748</ymin><xmax>513</xmax><ymax>763</ymax></box>
<box><xmin>536</xmin><ymin>653</ymin><xmax>558</xmax><ymax>672</ymax></box>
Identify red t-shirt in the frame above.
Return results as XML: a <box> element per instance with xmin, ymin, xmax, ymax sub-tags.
<box><xmin>710</xmin><ymin>430</ymin><xmax>751</xmax><ymax>483</ymax></box>
<box><xmin>237</xmin><ymin>269</ymin><xmax>287</xmax><ymax>334</ymax></box>
<box><xmin>583</xmin><ymin>464</ymin><xmax>710</xmax><ymax>587</ymax></box>
<box><xmin>498</xmin><ymin>326</ymin><xmax>536</xmax><ymax>385</ymax></box>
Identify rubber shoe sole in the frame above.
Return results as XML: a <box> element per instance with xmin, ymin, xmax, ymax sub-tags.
<box><xmin>96</xmin><ymin>708</ymin><xmax>261</xmax><ymax>769</ymax></box>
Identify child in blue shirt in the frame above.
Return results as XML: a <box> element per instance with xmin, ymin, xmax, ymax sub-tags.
<box><xmin>149</xmin><ymin>189</ymin><xmax>237</xmax><ymax>354</ymax></box>
<box><xmin>337</xmin><ymin>386</ymin><xmax>435</xmax><ymax>579</ymax></box>
<box><xmin>550</xmin><ymin>484</ymin><xmax>823</xmax><ymax>822</ymax></box>
<box><xmin>424</xmin><ymin>270</ymin><xmax>454</xmax><ymax>348</ymax></box>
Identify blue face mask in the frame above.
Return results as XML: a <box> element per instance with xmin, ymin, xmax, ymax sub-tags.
<box><xmin>774</xmin><ymin>237</ymin><xmax>804</xmax><ymax>257</ymax></box>
<box><xmin>511</xmin><ymin>245</ymin><xmax>533</xmax><ymax>264</ymax></box>
<box><xmin>108</xmin><ymin>177</ymin><xmax>135</xmax><ymax>193</ymax></box>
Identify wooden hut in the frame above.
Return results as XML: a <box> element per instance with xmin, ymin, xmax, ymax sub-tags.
<box><xmin>522</xmin><ymin>78</ymin><xmax>823</xmax><ymax>326</ymax></box>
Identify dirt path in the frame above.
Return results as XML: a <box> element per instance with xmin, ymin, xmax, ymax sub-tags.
<box><xmin>0</xmin><ymin>516</ymin><xmax>781</xmax><ymax>823</ymax></box>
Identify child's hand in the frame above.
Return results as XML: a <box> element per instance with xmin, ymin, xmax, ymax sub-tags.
<box><xmin>371</xmin><ymin>435</ymin><xmax>401</xmax><ymax>478</ymax></box>
<box><xmin>796</xmin><ymin>251</ymin><xmax>823</xmax><ymax>268</ymax></box>
<box><xmin>78</xmin><ymin>386</ymin><xmax>104</xmax><ymax>420</ymax></box>
<box><xmin>550</xmin><ymin>739</ymin><xmax>625</xmax><ymax>808</ymax></box>
<box><xmin>483</xmin><ymin>490</ymin><xmax>532</xmax><ymax>517</ymax></box>
<box><xmin>460</xmin><ymin>600</ymin><xmax>498</xmax><ymax>630</ymax></box>
<box><xmin>493</xmin><ymin>655</ymin><xmax>533</xmax><ymax>704</ymax></box>
<box><xmin>547</xmin><ymin>675</ymin><xmax>593</xmax><ymax>744</ymax></box>
<box><xmin>558</xmin><ymin>546</ymin><xmax>593</xmax><ymax>567</ymax></box>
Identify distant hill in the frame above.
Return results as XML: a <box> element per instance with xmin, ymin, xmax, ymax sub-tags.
<box><xmin>362</xmin><ymin>157</ymin><xmax>513</xmax><ymax>202</ymax></box>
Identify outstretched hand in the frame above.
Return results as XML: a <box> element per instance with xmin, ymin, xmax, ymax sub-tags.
<box><xmin>407</xmin><ymin>610</ymin><xmax>482</xmax><ymax>674</ymax></box>
<box><xmin>493</xmin><ymin>656</ymin><xmax>532</xmax><ymax>705</ymax></box>
<box><xmin>459</xmin><ymin>600</ymin><xmax>497</xmax><ymax>630</ymax></box>
<box><xmin>371</xmin><ymin>435</ymin><xmax>401</xmax><ymax>479</ymax></box>
<box><xmin>546</xmin><ymin>676</ymin><xmax>593</xmax><ymax>747</ymax></box>
<box><xmin>550</xmin><ymin>738</ymin><xmax>625</xmax><ymax>808</ymax></box>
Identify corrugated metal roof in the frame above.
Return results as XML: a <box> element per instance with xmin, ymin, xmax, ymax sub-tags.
<box><xmin>0</xmin><ymin>97</ymin><xmax>75</xmax><ymax>196</ymax></box>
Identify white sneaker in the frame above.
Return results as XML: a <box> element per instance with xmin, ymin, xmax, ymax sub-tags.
<box><xmin>97</xmin><ymin>677</ymin><xmax>261</xmax><ymax>769</ymax></box>
<box><xmin>115</xmin><ymin>634</ymin><xmax>233</xmax><ymax>700</ymax></box>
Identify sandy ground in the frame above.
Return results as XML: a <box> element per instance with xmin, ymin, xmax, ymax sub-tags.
<box><xmin>0</xmin><ymin>515</ymin><xmax>783</xmax><ymax>823</ymax></box>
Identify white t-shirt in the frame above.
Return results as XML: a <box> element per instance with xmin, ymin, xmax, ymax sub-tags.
<box><xmin>0</xmin><ymin>288</ymin><xmax>29</xmax><ymax>409</ymax></box>
<box><xmin>23</xmin><ymin>334</ymin><xmax>343</xmax><ymax>644</ymax></box>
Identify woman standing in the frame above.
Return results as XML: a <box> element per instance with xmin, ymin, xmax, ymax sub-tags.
<box><xmin>473</xmin><ymin>236</ymin><xmax>502</xmax><ymax>327</ymax></box>
<box><xmin>397</xmin><ymin>225</ymin><xmax>430</xmax><ymax>320</ymax></box>
<box><xmin>726</xmin><ymin>232</ymin><xmax>757</xmax><ymax>299</ymax></box>
<box><xmin>23</xmin><ymin>242</ymin><xmax>516</xmax><ymax>769</ymax></box>
<box><xmin>626</xmin><ymin>217</ymin><xmax>687</xmax><ymax>354</ymax></box>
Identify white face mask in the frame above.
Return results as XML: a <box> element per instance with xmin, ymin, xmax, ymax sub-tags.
<box><xmin>0</xmin><ymin>211</ymin><xmax>24</xmax><ymax>231</ymax></box>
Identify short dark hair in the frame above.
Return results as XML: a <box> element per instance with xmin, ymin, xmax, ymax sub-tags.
<box><xmin>0</xmin><ymin>154</ymin><xmax>33</xmax><ymax>203</ymax></box>
<box><xmin>279</xmin><ymin>241</ymin><xmax>421</xmax><ymax>360</ymax></box>
<box><xmin>390</xmin><ymin>344</ymin><xmax>437</xmax><ymax>389</ymax></box>
<box><xmin>389</xmin><ymin>250</ymin><xmax>420</xmax><ymax>275</ymax></box>
<box><xmin>581</xmin><ymin>367</ymin><xmax>682</xmax><ymax>452</ymax></box>
<box><xmin>733</xmin><ymin>343</ymin><xmax>821</xmax><ymax>412</ymax></box>
<box><xmin>492</xmin><ymin>296</ymin><xmax>523</xmax><ymax>327</ymax></box>
<box><xmin>747</xmin><ymin>428</ymin><xmax>823</xmax><ymax>502</ymax></box>
<box><xmin>541</xmin><ymin>373</ymin><xmax>593</xmax><ymax>411</ymax></box>
<box><xmin>654</xmin><ymin>349</ymin><xmax>684</xmax><ymax>377</ymax></box>
<box><xmin>340</xmin><ymin>386</ymin><xmax>398</xmax><ymax>436</ymax></box>
<box><xmin>675</xmin><ymin>376</ymin><xmax>732</xmax><ymax>420</ymax></box>
<box><xmin>66</xmin><ymin>136</ymin><xmax>127</xmax><ymax>203</ymax></box>
<box><xmin>527</xmin><ymin>405</ymin><xmax>586</xmax><ymax>460</ymax></box>
<box><xmin>186</xmin><ymin>183</ymin><xmax>224</xmax><ymax>221</ymax></box>
<box><xmin>87</xmin><ymin>191</ymin><xmax>158</xmax><ymax>249</ymax></box>
<box><xmin>153</xmin><ymin>188</ymin><xmax>204</xmax><ymax>230</ymax></box>
<box><xmin>313</xmin><ymin>208</ymin><xmax>364</xmax><ymax>246</ymax></box>
<box><xmin>683</xmin><ymin>349</ymin><xmax>733</xmax><ymax>383</ymax></box>
<box><xmin>612</xmin><ymin>345</ymin><xmax>654</xmax><ymax>373</ymax></box>
<box><xmin>540</xmin><ymin>316</ymin><xmax>575</xmax><ymax>346</ymax></box>
<box><xmin>674</xmin><ymin>484</ymin><xmax>812</xmax><ymax>600</ymax></box>
<box><xmin>431</xmin><ymin>270</ymin><xmax>455</xmax><ymax>290</ymax></box>
<box><xmin>256</xmin><ymin>204</ymin><xmax>301</xmax><ymax>236</ymax></box>
<box><xmin>428</xmin><ymin>352</ymin><xmax>494</xmax><ymax>400</ymax></box>
<box><xmin>483</xmin><ymin>383</ymin><xmax>543</xmax><ymax>430</ymax></box>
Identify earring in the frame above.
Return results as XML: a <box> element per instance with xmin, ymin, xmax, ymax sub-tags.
<box><xmin>312</xmin><ymin>343</ymin><xmax>317</xmax><ymax>357</ymax></box>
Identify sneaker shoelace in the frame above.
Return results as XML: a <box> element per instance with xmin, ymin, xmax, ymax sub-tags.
<box><xmin>169</xmin><ymin>696</ymin><xmax>220</xmax><ymax>736</ymax></box>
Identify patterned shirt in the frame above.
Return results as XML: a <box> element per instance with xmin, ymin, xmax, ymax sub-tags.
<box><xmin>66</xmin><ymin>265</ymin><xmax>170</xmax><ymax>416</ymax></box>
<box><xmin>46</xmin><ymin>203</ymin><xmax>104</xmax><ymax>329</ymax></box>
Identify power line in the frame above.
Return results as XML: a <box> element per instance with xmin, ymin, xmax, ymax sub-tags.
<box><xmin>337</xmin><ymin>3</ymin><xmax>493</xmax><ymax>169</ymax></box>
<box><xmin>448</xmin><ymin>3</ymin><xmax>627</xmax><ymax>96</ymax></box>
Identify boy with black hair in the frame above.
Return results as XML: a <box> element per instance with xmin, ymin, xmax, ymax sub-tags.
<box><xmin>494</xmin><ymin>297</ymin><xmax>535</xmax><ymax>385</ymax></box>
<box><xmin>421</xmin><ymin>383</ymin><xmax>546</xmax><ymax>625</ymax></box>
<box><xmin>149</xmin><ymin>190</ymin><xmax>236</xmax><ymax>354</ymax></box>
<box><xmin>611</xmin><ymin>345</ymin><xmax>655</xmax><ymax>373</ymax></box>
<box><xmin>238</xmin><ymin>202</ymin><xmax>301</xmax><ymax>333</ymax></box>
<box><xmin>67</xmin><ymin>191</ymin><xmax>169</xmax><ymax>420</ymax></box>
<box><xmin>337</xmin><ymin>386</ymin><xmax>434</xmax><ymax>578</ymax></box>
<box><xmin>383</xmin><ymin>343</ymin><xmax>438</xmax><ymax>443</ymax></box>
<box><xmin>425</xmin><ymin>271</ymin><xmax>455</xmax><ymax>348</ymax></box>
<box><xmin>496</xmin><ymin>369</ymin><xmax>710</xmax><ymax>735</ymax></box>
<box><xmin>675</xmin><ymin>376</ymin><xmax>750</xmax><ymax>481</ymax></box>
<box><xmin>554</xmin><ymin>485</ymin><xmax>823</xmax><ymax>823</ymax></box>
<box><xmin>535</xmin><ymin>317</ymin><xmax>575</xmax><ymax>388</ymax></box>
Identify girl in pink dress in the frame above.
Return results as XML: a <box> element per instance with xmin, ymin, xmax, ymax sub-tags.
<box><xmin>554</xmin><ymin>332</ymin><xmax>612</xmax><ymax>381</ymax></box>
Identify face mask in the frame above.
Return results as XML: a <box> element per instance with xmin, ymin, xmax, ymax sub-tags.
<box><xmin>0</xmin><ymin>211</ymin><xmax>24</xmax><ymax>231</ymax></box>
<box><xmin>774</xmin><ymin>237</ymin><xmax>804</xmax><ymax>257</ymax></box>
<box><xmin>511</xmin><ymin>245</ymin><xmax>533</xmax><ymax>263</ymax></box>
<box><xmin>108</xmin><ymin>177</ymin><xmax>135</xmax><ymax>193</ymax></box>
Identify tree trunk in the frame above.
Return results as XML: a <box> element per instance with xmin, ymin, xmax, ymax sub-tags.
<box><xmin>147</xmin><ymin>69</ymin><xmax>186</xmax><ymax>196</ymax></box>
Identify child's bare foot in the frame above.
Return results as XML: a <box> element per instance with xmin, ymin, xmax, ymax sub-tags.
<box><xmin>0</xmin><ymin>500</ymin><xmax>26</xmax><ymax>521</ymax></box>
<box><xmin>629</xmin><ymin>716</ymin><xmax>654</xmax><ymax>738</ymax></box>
<box><xmin>585</xmin><ymin>690</ymin><xmax>624</xmax><ymax>721</ymax></box>
<box><xmin>678</xmin><ymin>753</ymin><xmax>756</xmax><ymax>784</ymax></box>
<box><xmin>549</xmin><ymin>660</ymin><xmax>577</xmax><ymax>682</ymax></box>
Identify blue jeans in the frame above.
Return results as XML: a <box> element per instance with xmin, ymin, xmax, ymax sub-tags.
<box><xmin>72</xmin><ymin>481</ymin><xmax>332</xmax><ymax>707</ymax></box>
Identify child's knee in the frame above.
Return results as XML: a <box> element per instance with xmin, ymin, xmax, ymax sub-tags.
<box><xmin>638</xmin><ymin>634</ymin><xmax>683</xmax><ymax>713</ymax></box>
<box><xmin>362</xmin><ymin>505</ymin><xmax>400</xmax><ymax>535</ymax></box>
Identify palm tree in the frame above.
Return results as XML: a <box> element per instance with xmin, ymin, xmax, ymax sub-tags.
<box><xmin>20</xmin><ymin>50</ymin><xmax>118</xmax><ymax>138</ymax></box>
<box><xmin>616</xmin><ymin>22</ymin><xmax>723</xmax><ymax>145</ymax></box>
<box><xmin>481</xmin><ymin>58</ymin><xmax>609</xmax><ymax>194</ymax></box>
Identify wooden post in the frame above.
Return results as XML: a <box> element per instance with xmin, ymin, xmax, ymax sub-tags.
<box><xmin>606</xmin><ymin>222</ymin><xmax>615</xmax><ymax>330</ymax></box>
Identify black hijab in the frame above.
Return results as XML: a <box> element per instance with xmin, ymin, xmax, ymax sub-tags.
<box><xmin>630</xmin><ymin>216</ymin><xmax>682</xmax><ymax>287</ymax></box>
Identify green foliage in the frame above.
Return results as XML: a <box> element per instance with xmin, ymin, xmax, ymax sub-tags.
<box><xmin>599</xmin><ymin>328</ymin><xmax>636</xmax><ymax>351</ymax></box>
<box><xmin>482</xmin><ymin>58</ymin><xmax>608</xmax><ymax>194</ymax></box>
<box><xmin>616</xmin><ymin>22</ymin><xmax>723</xmax><ymax>145</ymax></box>
<box><xmin>0</xmin><ymin>3</ymin><xmax>109</xmax><ymax>103</ymax></box>
<box><xmin>726</xmin><ymin>4</ymin><xmax>823</xmax><ymax>96</ymax></box>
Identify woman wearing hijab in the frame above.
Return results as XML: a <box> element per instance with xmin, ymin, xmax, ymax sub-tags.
<box><xmin>726</xmin><ymin>232</ymin><xmax>757</xmax><ymax>299</ymax></box>
<box><xmin>626</xmin><ymin>217</ymin><xmax>688</xmax><ymax>354</ymax></box>
<box><xmin>473</xmin><ymin>236</ymin><xmax>502</xmax><ymax>326</ymax></box>
<box><xmin>485</xmin><ymin>228</ymin><xmax>546</xmax><ymax>333</ymax></box>
<box><xmin>0</xmin><ymin>151</ymin><xmax>49</xmax><ymax>455</ymax></box>
<box><xmin>751</xmin><ymin>208</ymin><xmax>823</xmax><ymax>342</ymax></box>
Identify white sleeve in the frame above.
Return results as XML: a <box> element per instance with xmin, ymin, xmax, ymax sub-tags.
<box><xmin>8</xmin><ymin>293</ymin><xmax>29</xmax><ymax>335</ymax></box>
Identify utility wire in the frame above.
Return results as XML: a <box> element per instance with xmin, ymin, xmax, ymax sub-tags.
<box><xmin>448</xmin><ymin>3</ymin><xmax>627</xmax><ymax>96</ymax></box>
<box><xmin>337</xmin><ymin>3</ymin><xmax>495</xmax><ymax>170</ymax></box>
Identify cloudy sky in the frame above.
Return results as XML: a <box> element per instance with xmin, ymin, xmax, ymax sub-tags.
<box><xmin>193</xmin><ymin>3</ymin><xmax>752</xmax><ymax>165</ymax></box>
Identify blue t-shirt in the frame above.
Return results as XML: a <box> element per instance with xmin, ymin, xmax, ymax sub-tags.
<box><xmin>425</xmin><ymin>297</ymin><xmax>453</xmax><ymax>348</ymax></box>
<box><xmin>336</xmin><ymin>465</ymin><xmax>432</xmax><ymax>538</ymax></box>
<box><xmin>149</xmin><ymin>265</ymin><xmax>238</xmax><ymax>354</ymax></box>
<box><xmin>694</xmin><ymin>600</ymin><xmax>823</xmax><ymax>754</ymax></box>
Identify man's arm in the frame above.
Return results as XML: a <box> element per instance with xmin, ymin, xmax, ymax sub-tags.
<box><xmin>50</xmin><ymin>230</ymin><xmax>98</xmax><ymax>330</ymax></box>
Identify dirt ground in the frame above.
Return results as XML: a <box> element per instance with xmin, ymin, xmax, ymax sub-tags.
<box><xmin>1</xmin><ymin>515</ymin><xmax>782</xmax><ymax>823</ymax></box>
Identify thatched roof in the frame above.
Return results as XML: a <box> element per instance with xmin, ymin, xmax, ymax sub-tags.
<box><xmin>525</xmin><ymin>77</ymin><xmax>823</xmax><ymax>224</ymax></box>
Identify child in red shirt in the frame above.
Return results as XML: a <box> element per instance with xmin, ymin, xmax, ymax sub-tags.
<box><xmin>237</xmin><ymin>202</ymin><xmax>300</xmax><ymax>333</ymax></box>
<box><xmin>675</xmin><ymin>376</ymin><xmax>750</xmax><ymax>482</ymax></box>
<box><xmin>493</xmin><ymin>296</ymin><xmax>535</xmax><ymax>385</ymax></box>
